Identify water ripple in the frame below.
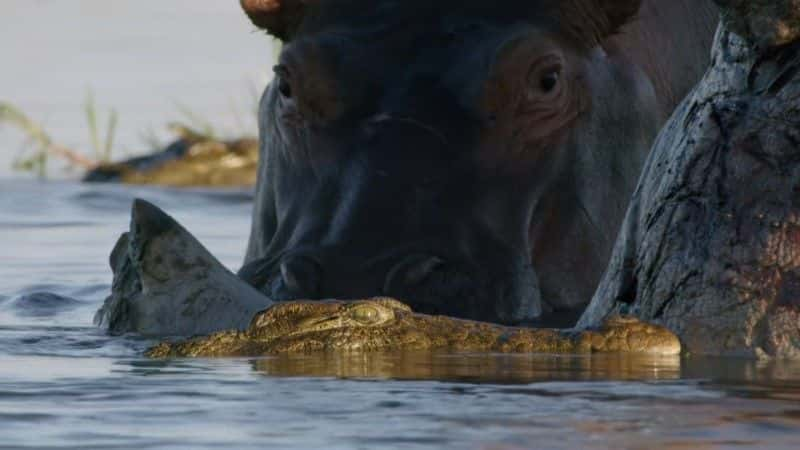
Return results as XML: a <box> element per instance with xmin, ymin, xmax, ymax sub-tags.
<box><xmin>2</xmin><ymin>181</ymin><xmax>800</xmax><ymax>449</ymax></box>
<box><xmin>7</xmin><ymin>292</ymin><xmax>84</xmax><ymax>318</ymax></box>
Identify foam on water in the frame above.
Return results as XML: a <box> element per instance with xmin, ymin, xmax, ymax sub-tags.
<box><xmin>1</xmin><ymin>180</ymin><xmax>800</xmax><ymax>449</ymax></box>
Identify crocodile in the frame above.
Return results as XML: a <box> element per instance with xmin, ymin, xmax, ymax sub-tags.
<box><xmin>147</xmin><ymin>298</ymin><xmax>679</xmax><ymax>358</ymax></box>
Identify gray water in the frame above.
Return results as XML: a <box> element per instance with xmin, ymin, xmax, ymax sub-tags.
<box><xmin>2</xmin><ymin>180</ymin><xmax>800</xmax><ymax>449</ymax></box>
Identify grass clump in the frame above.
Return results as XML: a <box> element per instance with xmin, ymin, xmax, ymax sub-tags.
<box><xmin>85</xmin><ymin>90</ymin><xmax>118</xmax><ymax>163</ymax></box>
<box><xmin>0</xmin><ymin>101</ymin><xmax>100</xmax><ymax>178</ymax></box>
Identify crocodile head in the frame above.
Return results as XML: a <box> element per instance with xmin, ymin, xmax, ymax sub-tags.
<box><xmin>147</xmin><ymin>298</ymin><xmax>680</xmax><ymax>358</ymax></box>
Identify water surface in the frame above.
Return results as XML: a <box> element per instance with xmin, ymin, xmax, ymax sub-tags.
<box><xmin>1</xmin><ymin>181</ymin><xmax>800</xmax><ymax>449</ymax></box>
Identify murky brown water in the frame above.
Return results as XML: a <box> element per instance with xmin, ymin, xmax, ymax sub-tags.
<box><xmin>1</xmin><ymin>181</ymin><xmax>800</xmax><ymax>449</ymax></box>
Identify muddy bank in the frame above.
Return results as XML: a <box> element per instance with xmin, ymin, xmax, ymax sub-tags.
<box><xmin>84</xmin><ymin>127</ymin><xmax>258</xmax><ymax>188</ymax></box>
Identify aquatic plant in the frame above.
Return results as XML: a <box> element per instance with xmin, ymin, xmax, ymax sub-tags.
<box><xmin>174</xmin><ymin>102</ymin><xmax>217</xmax><ymax>141</ymax></box>
<box><xmin>0</xmin><ymin>102</ymin><xmax>96</xmax><ymax>178</ymax></box>
<box><xmin>0</xmin><ymin>92</ymin><xmax>120</xmax><ymax>178</ymax></box>
<box><xmin>84</xmin><ymin>90</ymin><xmax>118</xmax><ymax>163</ymax></box>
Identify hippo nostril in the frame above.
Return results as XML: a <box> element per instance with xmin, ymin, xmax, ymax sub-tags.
<box><xmin>280</xmin><ymin>255</ymin><xmax>322</xmax><ymax>298</ymax></box>
<box><xmin>383</xmin><ymin>254</ymin><xmax>445</xmax><ymax>295</ymax></box>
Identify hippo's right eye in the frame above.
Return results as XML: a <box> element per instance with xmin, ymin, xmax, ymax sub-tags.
<box><xmin>540</xmin><ymin>70</ymin><xmax>560</xmax><ymax>93</ymax></box>
<box><xmin>527</xmin><ymin>57</ymin><xmax>564</xmax><ymax>99</ymax></box>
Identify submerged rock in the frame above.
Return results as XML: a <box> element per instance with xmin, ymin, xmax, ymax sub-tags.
<box><xmin>579</xmin><ymin>0</ymin><xmax>800</xmax><ymax>358</ymax></box>
<box><xmin>94</xmin><ymin>199</ymin><xmax>272</xmax><ymax>337</ymax></box>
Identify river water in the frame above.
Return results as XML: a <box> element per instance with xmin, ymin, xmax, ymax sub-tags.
<box><xmin>1</xmin><ymin>180</ymin><xmax>799</xmax><ymax>449</ymax></box>
<box><xmin>3</xmin><ymin>2</ymin><xmax>800</xmax><ymax>448</ymax></box>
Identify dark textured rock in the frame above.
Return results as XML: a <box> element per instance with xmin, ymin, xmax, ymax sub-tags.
<box><xmin>715</xmin><ymin>0</ymin><xmax>800</xmax><ymax>48</ymax></box>
<box><xmin>578</xmin><ymin>1</ymin><xmax>800</xmax><ymax>358</ymax></box>
<box><xmin>94</xmin><ymin>199</ymin><xmax>272</xmax><ymax>337</ymax></box>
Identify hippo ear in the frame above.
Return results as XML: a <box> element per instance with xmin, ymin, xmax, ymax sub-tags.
<box><xmin>240</xmin><ymin>0</ymin><xmax>312</xmax><ymax>41</ymax></box>
<box><xmin>597</xmin><ymin>0</ymin><xmax>643</xmax><ymax>31</ymax></box>
<box><xmin>560</xmin><ymin>0</ymin><xmax>643</xmax><ymax>46</ymax></box>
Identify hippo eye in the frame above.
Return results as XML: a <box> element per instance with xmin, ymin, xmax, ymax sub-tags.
<box><xmin>526</xmin><ymin>54</ymin><xmax>564</xmax><ymax>99</ymax></box>
<box><xmin>278</xmin><ymin>78</ymin><xmax>293</xmax><ymax>98</ymax></box>
<box><xmin>350</xmin><ymin>305</ymin><xmax>381</xmax><ymax>325</ymax></box>
<box><xmin>540</xmin><ymin>70</ymin><xmax>560</xmax><ymax>93</ymax></box>
<box><xmin>273</xmin><ymin>65</ymin><xmax>293</xmax><ymax>99</ymax></box>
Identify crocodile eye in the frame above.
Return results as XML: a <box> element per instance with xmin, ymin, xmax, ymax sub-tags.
<box><xmin>350</xmin><ymin>305</ymin><xmax>380</xmax><ymax>325</ymax></box>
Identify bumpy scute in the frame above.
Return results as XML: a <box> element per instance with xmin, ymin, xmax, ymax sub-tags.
<box><xmin>147</xmin><ymin>299</ymin><xmax>680</xmax><ymax>358</ymax></box>
<box><xmin>580</xmin><ymin>316</ymin><xmax>681</xmax><ymax>355</ymax></box>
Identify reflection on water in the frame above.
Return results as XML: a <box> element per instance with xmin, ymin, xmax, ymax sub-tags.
<box><xmin>253</xmin><ymin>352</ymin><xmax>685</xmax><ymax>383</ymax></box>
<box><xmin>2</xmin><ymin>181</ymin><xmax>800</xmax><ymax>449</ymax></box>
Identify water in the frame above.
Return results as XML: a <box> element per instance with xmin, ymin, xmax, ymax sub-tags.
<box><xmin>3</xmin><ymin>3</ymin><xmax>800</xmax><ymax>446</ymax></box>
<box><xmin>1</xmin><ymin>180</ymin><xmax>800</xmax><ymax>449</ymax></box>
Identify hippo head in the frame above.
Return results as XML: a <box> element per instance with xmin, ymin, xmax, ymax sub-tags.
<box><xmin>238</xmin><ymin>0</ymin><xmax>659</xmax><ymax>326</ymax></box>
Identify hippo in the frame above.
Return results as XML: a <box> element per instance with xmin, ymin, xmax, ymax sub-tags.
<box><xmin>236</xmin><ymin>0</ymin><xmax>720</xmax><ymax>326</ymax></box>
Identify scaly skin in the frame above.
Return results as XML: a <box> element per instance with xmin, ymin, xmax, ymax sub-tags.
<box><xmin>147</xmin><ymin>298</ymin><xmax>681</xmax><ymax>358</ymax></box>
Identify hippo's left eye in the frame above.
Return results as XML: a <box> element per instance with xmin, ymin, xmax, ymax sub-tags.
<box><xmin>273</xmin><ymin>64</ymin><xmax>294</xmax><ymax>99</ymax></box>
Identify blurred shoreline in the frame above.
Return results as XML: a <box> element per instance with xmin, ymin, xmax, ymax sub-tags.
<box><xmin>0</xmin><ymin>1</ymin><xmax>273</xmax><ymax>179</ymax></box>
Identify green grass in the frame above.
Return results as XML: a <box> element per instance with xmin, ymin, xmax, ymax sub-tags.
<box><xmin>0</xmin><ymin>102</ymin><xmax>53</xmax><ymax>178</ymax></box>
<box><xmin>0</xmin><ymin>92</ymin><xmax>119</xmax><ymax>178</ymax></box>
<box><xmin>85</xmin><ymin>90</ymin><xmax>118</xmax><ymax>163</ymax></box>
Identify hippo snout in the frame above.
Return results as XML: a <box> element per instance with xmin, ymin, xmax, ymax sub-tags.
<box><xmin>383</xmin><ymin>254</ymin><xmax>446</xmax><ymax>295</ymax></box>
<box><xmin>279</xmin><ymin>254</ymin><xmax>323</xmax><ymax>299</ymax></box>
<box><xmin>252</xmin><ymin>246</ymin><xmax>542</xmax><ymax>325</ymax></box>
